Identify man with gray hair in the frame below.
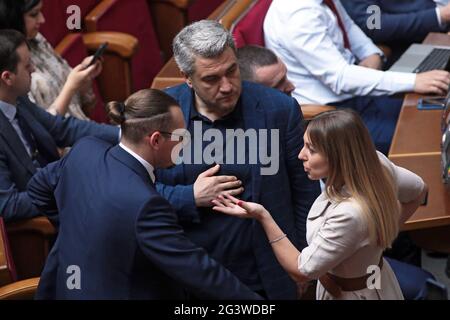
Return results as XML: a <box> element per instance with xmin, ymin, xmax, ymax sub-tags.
<box><xmin>156</xmin><ymin>20</ymin><xmax>320</xmax><ymax>299</ymax></box>
<box><xmin>237</xmin><ymin>45</ymin><xmax>295</xmax><ymax>96</ymax></box>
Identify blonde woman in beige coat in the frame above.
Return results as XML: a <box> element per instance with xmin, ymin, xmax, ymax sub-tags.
<box><xmin>213</xmin><ymin>109</ymin><xmax>428</xmax><ymax>300</ymax></box>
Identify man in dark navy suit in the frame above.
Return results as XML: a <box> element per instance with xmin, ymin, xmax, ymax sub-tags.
<box><xmin>342</xmin><ymin>0</ymin><xmax>450</xmax><ymax>66</ymax></box>
<box><xmin>155</xmin><ymin>20</ymin><xmax>320</xmax><ymax>299</ymax></box>
<box><xmin>28</xmin><ymin>88</ymin><xmax>262</xmax><ymax>300</ymax></box>
<box><xmin>0</xmin><ymin>29</ymin><xmax>119</xmax><ymax>222</ymax></box>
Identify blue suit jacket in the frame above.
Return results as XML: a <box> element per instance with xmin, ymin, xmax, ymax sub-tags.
<box><xmin>0</xmin><ymin>96</ymin><xmax>119</xmax><ymax>221</ymax></box>
<box><xmin>29</xmin><ymin>137</ymin><xmax>262</xmax><ymax>300</ymax></box>
<box><xmin>342</xmin><ymin>0</ymin><xmax>441</xmax><ymax>44</ymax></box>
<box><xmin>156</xmin><ymin>82</ymin><xmax>320</xmax><ymax>299</ymax></box>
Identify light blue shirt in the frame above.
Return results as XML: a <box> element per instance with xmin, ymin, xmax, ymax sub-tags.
<box><xmin>0</xmin><ymin>100</ymin><xmax>32</xmax><ymax>156</ymax></box>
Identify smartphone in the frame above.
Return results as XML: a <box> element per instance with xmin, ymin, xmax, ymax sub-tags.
<box><xmin>417</xmin><ymin>96</ymin><xmax>446</xmax><ymax>110</ymax></box>
<box><xmin>86</xmin><ymin>42</ymin><xmax>108</xmax><ymax>68</ymax></box>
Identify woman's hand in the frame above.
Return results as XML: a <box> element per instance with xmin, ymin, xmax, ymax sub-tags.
<box><xmin>65</xmin><ymin>56</ymin><xmax>103</xmax><ymax>94</ymax></box>
<box><xmin>212</xmin><ymin>194</ymin><xmax>270</xmax><ymax>221</ymax></box>
<box><xmin>79</xmin><ymin>55</ymin><xmax>103</xmax><ymax>79</ymax></box>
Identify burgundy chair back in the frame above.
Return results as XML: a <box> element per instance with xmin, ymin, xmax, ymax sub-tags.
<box><xmin>39</xmin><ymin>1</ymin><xmax>67</xmax><ymax>47</ymax></box>
<box><xmin>231</xmin><ymin>0</ymin><xmax>272</xmax><ymax>48</ymax></box>
<box><xmin>0</xmin><ymin>218</ymin><xmax>17</xmax><ymax>286</ymax></box>
<box><xmin>40</xmin><ymin>0</ymin><xmax>101</xmax><ymax>46</ymax></box>
<box><xmin>61</xmin><ymin>0</ymin><xmax>100</xmax><ymax>18</ymax></box>
<box><xmin>187</xmin><ymin>0</ymin><xmax>224</xmax><ymax>23</ymax></box>
<box><xmin>90</xmin><ymin>0</ymin><xmax>163</xmax><ymax>91</ymax></box>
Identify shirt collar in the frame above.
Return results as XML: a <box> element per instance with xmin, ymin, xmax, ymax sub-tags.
<box><xmin>189</xmin><ymin>97</ymin><xmax>243</xmax><ymax>122</ymax></box>
<box><xmin>119</xmin><ymin>143</ymin><xmax>156</xmax><ymax>183</ymax></box>
<box><xmin>0</xmin><ymin>100</ymin><xmax>17</xmax><ymax>122</ymax></box>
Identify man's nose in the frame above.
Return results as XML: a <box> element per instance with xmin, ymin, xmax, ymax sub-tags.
<box><xmin>220</xmin><ymin>77</ymin><xmax>233</xmax><ymax>92</ymax></box>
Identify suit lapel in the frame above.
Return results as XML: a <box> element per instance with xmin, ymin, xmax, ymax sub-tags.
<box><xmin>241</xmin><ymin>89</ymin><xmax>266</xmax><ymax>203</ymax></box>
<box><xmin>110</xmin><ymin>145</ymin><xmax>154</xmax><ymax>187</ymax></box>
<box><xmin>178</xmin><ymin>84</ymin><xmax>194</xmax><ymax>126</ymax></box>
<box><xmin>177</xmin><ymin>85</ymin><xmax>195</xmax><ymax>185</ymax></box>
<box><xmin>16</xmin><ymin>100</ymin><xmax>60</xmax><ymax>162</ymax></box>
<box><xmin>0</xmin><ymin>109</ymin><xmax>36</xmax><ymax>175</ymax></box>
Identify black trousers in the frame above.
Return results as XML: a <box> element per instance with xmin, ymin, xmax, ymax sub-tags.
<box><xmin>384</xmin><ymin>231</ymin><xmax>422</xmax><ymax>267</ymax></box>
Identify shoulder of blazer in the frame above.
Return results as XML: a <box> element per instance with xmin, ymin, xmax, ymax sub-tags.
<box><xmin>164</xmin><ymin>83</ymin><xmax>190</xmax><ymax>101</ymax></box>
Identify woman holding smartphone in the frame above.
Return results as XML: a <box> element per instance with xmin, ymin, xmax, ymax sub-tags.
<box><xmin>213</xmin><ymin>109</ymin><xmax>428</xmax><ymax>300</ymax></box>
<box><xmin>0</xmin><ymin>0</ymin><xmax>102</xmax><ymax>119</ymax></box>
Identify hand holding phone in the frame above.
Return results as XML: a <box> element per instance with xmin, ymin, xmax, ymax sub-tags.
<box><xmin>86</xmin><ymin>42</ymin><xmax>108</xmax><ymax>69</ymax></box>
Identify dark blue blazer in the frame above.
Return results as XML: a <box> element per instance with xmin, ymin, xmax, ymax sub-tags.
<box><xmin>0</xmin><ymin>96</ymin><xmax>118</xmax><ymax>221</ymax></box>
<box><xmin>156</xmin><ymin>82</ymin><xmax>320</xmax><ymax>299</ymax></box>
<box><xmin>29</xmin><ymin>137</ymin><xmax>261</xmax><ymax>300</ymax></box>
<box><xmin>342</xmin><ymin>0</ymin><xmax>441</xmax><ymax>44</ymax></box>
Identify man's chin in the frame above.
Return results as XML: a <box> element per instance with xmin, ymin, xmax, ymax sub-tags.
<box><xmin>164</xmin><ymin>163</ymin><xmax>177</xmax><ymax>170</ymax></box>
<box><xmin>218</xmin><ymin>98</ymin><xmax>239</xmax><ymax>111</ymax></box>
<box><xmin>22</xmin><ymin>86</ymin><xmax>31</xmax><ymax>97</ymax></box>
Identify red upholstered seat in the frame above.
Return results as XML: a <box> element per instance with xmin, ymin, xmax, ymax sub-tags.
<box><xmin>231</xmin><ymin>0</ymin><xmax>272</xmax><ymax>48</ymax></box>
<box><xmin>39</xmin><ymin>1</ymin><xmax>67</xmax><ymax>47</ymax></box>
<box><xmin>0</xmin><ymin>218</ymin><xmax>17</xmax><ymax>286</ymax></box>
<box><xmin>86</xmin><ymin>0</ymin><xmax>163</xmax><ymax>91</ymax></box>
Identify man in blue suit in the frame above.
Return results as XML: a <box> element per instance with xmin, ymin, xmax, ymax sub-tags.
<box><xmin>342</xmin><ymin>0</ymin><xmax>450</xmax><ymax>66</ymax></box>
<box><xmin>0</xmin><ymin>29</ymin><xmax>119</xmax><ymax>222</ymax></box>
<box><xmin>28</xmin><ymin>88</ymin><xmax>262</xmax><ymax>299</ymax></box>
<box><xmin>155</xmin><ymin>20</ymin><xmax>321</xmax><ymax>299</ymax></box>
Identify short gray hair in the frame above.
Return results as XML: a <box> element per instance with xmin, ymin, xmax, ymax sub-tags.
<box><xmin>173</xmin><ymin>20</ymin><xmax>236</xmax><ymax>76</ymax></box>
<box><xmin>237</xmin><ymin>45</ymin><xmax>279</xmax><ymax>82</ymax></box>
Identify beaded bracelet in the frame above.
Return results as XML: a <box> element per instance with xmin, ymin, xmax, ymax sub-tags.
<box><xmin>269</xmin><ymin>233</ymin><xmax>287</xmax><ymax>244</ymax></box>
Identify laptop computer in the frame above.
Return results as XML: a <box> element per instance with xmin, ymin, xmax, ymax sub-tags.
<box><xmin>389</xmin><ymin>44</ymin><xmax>450</xmax><ymax>73</ymax></box>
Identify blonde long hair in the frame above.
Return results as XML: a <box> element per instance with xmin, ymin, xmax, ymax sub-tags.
<box><xmin>307</xmin><ymin>110</ymin><xmax>399</xmax><ymax>249</ymax></box>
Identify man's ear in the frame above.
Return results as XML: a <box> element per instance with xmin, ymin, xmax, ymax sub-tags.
<box><xmin>146</xmin><ymin>131</ymin><xmax>162</xmax><ymax>150</ymax></box>
<box><xmin>182</xmin><ymin>72</ymin><xmax>193</xmax><ymax>88</ymax></box>
<box><xmin>0</xmin><ymin>70</ymin><xmax>14</xmax><ymax>86</ymax></box>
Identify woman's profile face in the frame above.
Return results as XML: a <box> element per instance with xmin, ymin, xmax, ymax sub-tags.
<box><xmin>24</xmin><ymin>1</ymin><xmax>45</xmax><ymax>40</ymax></box>
<box><xmin>298</xmin><ymin>131</ymin><xmax>329</xmax><ymax>180</ymax></box>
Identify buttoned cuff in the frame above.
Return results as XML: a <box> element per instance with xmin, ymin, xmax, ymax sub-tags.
<box><xmin>383</xmin><ymin>71</ymin><xmax>417</xmax><ymax>93</ymax></box>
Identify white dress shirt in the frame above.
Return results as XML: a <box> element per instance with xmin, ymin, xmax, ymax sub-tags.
<box><xmin>0</xmin><ymin>100</ymin><xmax>33</xmax><ymax>156</ymax></box>
<box><xmin>264</xmin><ymin>0</ymin><xmax>417</xmax><ymax>105</ymax></box>
<box><xmin>435</xmin><ymin>0</ymin><xmax>450</xmax><ymax>28</ymax></box>
<box><xmin>119</xmin><ymin>143</ymin><xmax>156</xmax><ymax>183</ymax></box>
